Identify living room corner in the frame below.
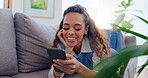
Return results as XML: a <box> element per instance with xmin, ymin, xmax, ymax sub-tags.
<box><xmin>0</xmin><ymin>0</ymin><xmax>147</xmax><ymax>78</ymax></box>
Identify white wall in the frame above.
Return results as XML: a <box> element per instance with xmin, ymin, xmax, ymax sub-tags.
<box><xmin>12</xmin><ymin>0</ymin><xmax>62</xmax><ymax>26</ymax></box>
<box><xmin>12</xmin><ymin>0</ymin><xmax>147</xmax><ymax>45</ymax></box>
<box><xmin>125</xmin><ymin>0</ymin><xmax>148</xmax><ymax>45</ymax></box>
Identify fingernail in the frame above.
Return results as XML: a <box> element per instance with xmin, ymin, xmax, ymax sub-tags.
<box><xmin>57</xmin><ymin>59</ymin><xmax>60</xmax><ymax>61</ymax></box>
<box><xmin>53</xmin><ymin>59</ymin><xmax>56</xmax><ymax>62</ymax></box>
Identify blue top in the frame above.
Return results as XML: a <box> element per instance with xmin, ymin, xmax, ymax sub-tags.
<box><xmin>59</xmin><ymin>36</ymin><xmax>94</xmax><ymax>69</ymax></box>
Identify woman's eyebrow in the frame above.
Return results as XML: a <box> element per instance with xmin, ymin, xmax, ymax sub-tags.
<box><xmin>63</xmin><ymin>23</ymin><xmax>69</xmax><ymax>25</ymax></box>
<box><xmin>74</xmin><ymin>24</ymin><xmax>82</xmax><ymax>26</ymax></box>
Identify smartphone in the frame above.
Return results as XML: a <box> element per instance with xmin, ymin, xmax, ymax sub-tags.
<box><xmin>47</xmin><ymin>48</ymin><xmax>67</xmax><ymax>73</ymax></box>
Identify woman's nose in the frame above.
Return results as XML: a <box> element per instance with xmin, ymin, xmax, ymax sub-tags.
<box><xmin>67</xmin><ymin>28</ymin><xmax>75</xmax><ymax>35</ymax></box>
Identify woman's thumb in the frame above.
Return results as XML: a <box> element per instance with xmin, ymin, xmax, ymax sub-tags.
<box><xmin>66</xmin><ymin>54</ymin><xmax>74</xmax><ymax>59</ymax></box>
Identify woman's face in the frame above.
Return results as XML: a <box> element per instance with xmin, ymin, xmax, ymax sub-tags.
<box><xmin>62</xmin><ymin>12</ymin><xmax>88</xmax><ymax>47</ymax></box>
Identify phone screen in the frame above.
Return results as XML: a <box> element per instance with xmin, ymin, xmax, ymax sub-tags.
<box><xmin>47</xmin><ymin>48</ymin><xmax>67</xmax><ymax>73</ymax></box>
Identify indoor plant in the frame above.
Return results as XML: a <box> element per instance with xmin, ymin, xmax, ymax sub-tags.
<box><xmin>93</xmin><ymin>15</ymin><xmax>148</xmax><ymax>78</ymax></box>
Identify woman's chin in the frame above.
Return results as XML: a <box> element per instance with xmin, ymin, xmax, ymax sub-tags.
<box><xmin>67</xmin><ymin>43</ymin><xmax>76</xmax><ymax>47</ymax></box>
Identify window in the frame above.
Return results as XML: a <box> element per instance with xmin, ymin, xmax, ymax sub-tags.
<box><xmin>0</xmin><ymin>0</ymin><xmax>12</xmax><ymax>8</ymax></box>
<box><xmin>0</xmin><ymin>0</ymin><xmax>4</xmax><ymax>8</ymax></box>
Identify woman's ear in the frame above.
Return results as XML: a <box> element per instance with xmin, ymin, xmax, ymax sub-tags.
<box><xmin>84</xmin><ymin>26</ymin><xmax>89</xmax><ymax>34</ymax></box>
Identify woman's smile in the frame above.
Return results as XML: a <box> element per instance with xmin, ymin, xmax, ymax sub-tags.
<box><xmin>67</xmin><ymin>37</ymin><xmax>77</xmax><ymax>42</ymax></box>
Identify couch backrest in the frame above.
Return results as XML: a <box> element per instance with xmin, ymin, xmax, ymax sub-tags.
<box><xmin>0</xmin><ymin>8</ymin><xmax>18</xmax><ymax>76</ymax></box>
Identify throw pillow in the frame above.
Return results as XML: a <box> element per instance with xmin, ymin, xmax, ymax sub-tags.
<box><xmin>14</xmin><ymin>13</ymin><xmax>58</xmax><ymax>73</ymax></box>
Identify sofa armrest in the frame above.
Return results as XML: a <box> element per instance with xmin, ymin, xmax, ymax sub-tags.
<box><xmin>125</xmin><ymin>36</ymin><xmax>136</xmax><ymax>47</ymax></box>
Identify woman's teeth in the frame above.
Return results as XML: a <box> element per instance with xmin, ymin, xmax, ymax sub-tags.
<box><xmin>68</xmin><ymin>37</ymin><xmax>76</xmax><ymax>40</ymax></box>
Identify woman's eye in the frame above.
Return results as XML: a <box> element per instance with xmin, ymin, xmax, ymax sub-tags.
<box><xmin>75</xmin><ymin>29</ymin><xmax>81</xmax><ymax>31</ymax></box>
<box><xmin>63</xmin><ymin>28</ymin><xmax>69</xmax><ymax>30</ymax></box>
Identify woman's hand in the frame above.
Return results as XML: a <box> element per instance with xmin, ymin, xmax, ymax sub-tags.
<box><xmin>53</xmin><ymin>54</ymin><xmax>81</xmax><ymax>75</ymax></box>
<box><xmin>57</xmin><ymin>29</ymin><xmax>73</xmax><ymax>54</ymax></box>
<box><xmin>53</xmin><ymin>54</ymin><xmax>97</xmax><ymax>78</ymax></box>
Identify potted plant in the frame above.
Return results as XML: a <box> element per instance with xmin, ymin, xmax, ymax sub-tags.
<box><xmin>112</xmin><ymin>0</ymin><xmax>142</xmax><ymax>31</ymax></box>
<box><xmin>93</xmin><ymin>0</ymin><xmax>148</xmax><ymax>77</ymax></box>
<box><xmin>93</xmin><ymin>14</ymin><xmax>148</xmax><ymax>78</ymax></box>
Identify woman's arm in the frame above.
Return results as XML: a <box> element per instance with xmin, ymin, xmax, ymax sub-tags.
<box><xmin>48</xmin><ymin>65</ymin><xmax>64</xmax><ymax>78</ymax></box>
<box><xmin>77</xmin><ymin>62</ymin><xmax>97</xmax><ymax>78</ymax></box>
<box><xmin>53</xmin><ymin>54</ymin><xmax>97</xmax><ymax>78</ymax></box>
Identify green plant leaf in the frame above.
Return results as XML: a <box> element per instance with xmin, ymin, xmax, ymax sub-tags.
<box><xmin>117</xmin><ymin>5</ymin><xmax>122</xmax><ymax>7</ymax></box>
<box><xmin>121</xmin><ymin>1</ymin><xmax>127</xmax><ymax>8</ymax></box>
<box><xmin>127</xmin><ymin>0</ymin><xmax>132</xmax><ymax>6</ymax></box>
<box><xmin>121</xmin><ymin>20</ymin><xmax>133</xmax><ymax>29</ymax></box>
<box><xmin>137</xmin><ymin>60</ymin><xmax>148</xmax><ymax>76</ymax></box>
<box><xmin>133</xmin><ymin>9</ymin><xmax>143</xmax><ymax>13</ymax></box>
<box><xmin>119</xmin><ymin>59</ymin><xmax>129</xmax><ymax>77</ymax></box>
<box><xmin>115</xmin><ymin>9</ymin><xmax>125</xmax><ymax>14</ymax></box>
<box><xmin>128</xmin><ymin>0</ymin><xmax>132</xmax><ymax>4</ymax></box>
<box><xmin>144</xmin><ymin>41</ymin><xmax>148</xmax><ymax>44</ymax></box>
<box><xmin>128</xmin><ymin>18</ymin><xmax>134</xmax><ymax>23</ymax></box>
<box><xmin>134</xmin><ymin>15</ymin><xmax>148</xmax><ymax>24</ymax></box>
<box><xmin>111</xmin><ymin>24</ymin><xmax>148</xmax><ymax>40</ymax></box>
<box><xmin>127</xmin><ymin>9</ymin><xmax>143</xmax><ymax>13</ymax></box>
<box><xmin>94</xmin><ymin>44</ymin><xmax>148</xmax><ymax>78</ymax></box>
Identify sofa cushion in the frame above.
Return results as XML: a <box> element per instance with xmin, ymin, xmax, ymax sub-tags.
<box><xmin>12</xmin><ymin>69</ymin><xmax>49</xmax><ymax>78</ymax></box>
<box><xmin>0</xmin><ymin>8</ymin><xmax>18</xmax><ymax>75</ymax></box>
<box><xmin>14</xmin><ymin>13</ymin><xmax>58</xmax><ymax>73</ymax></box>
<box><xmin>0</xmin><ymin>76</ymin><xmax>12</xmax><ymax>78</ymax></box>
<box><xmin>125</xmin><ymin>36</ymin><xmax>136</xmax><ymax>46</ymax></box>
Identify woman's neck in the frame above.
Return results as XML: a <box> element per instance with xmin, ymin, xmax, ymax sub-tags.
<box><xmin>73</xmin><ymin>41</ymin><xmax>83</xmax><ymax>55</ymax></box>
